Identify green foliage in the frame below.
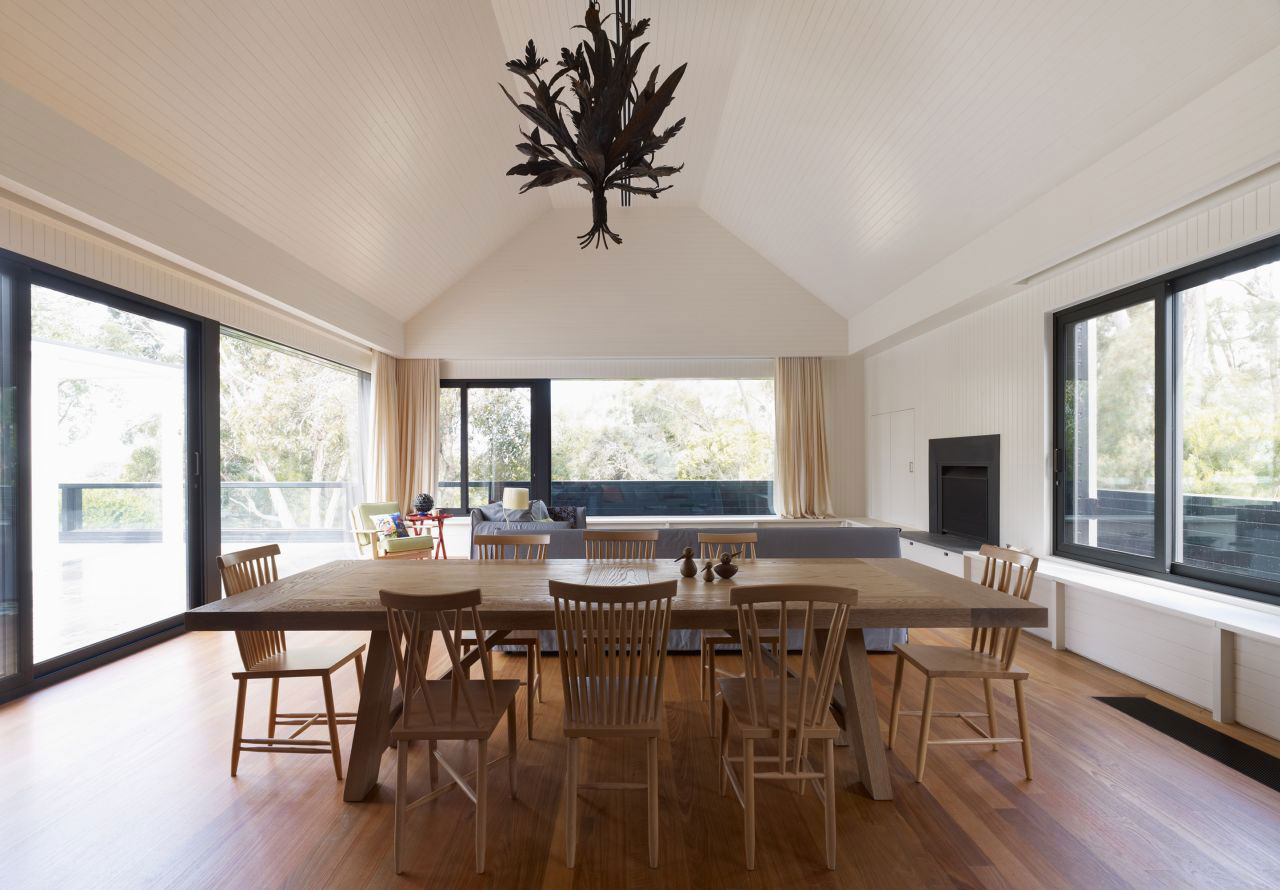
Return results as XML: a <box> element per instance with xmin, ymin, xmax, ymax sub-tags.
<box><xmin>550</xmin><ymin>380</ymin><xmax>774</xmax><ymax>482</ymax></box>
<box><xmin>1072</xmin><ymin>260</ymin><xmax>1280</xmax><ymax>502</ymax></box>
<box><xmin>219</xmin><ymin>333</ymin><xmax>360</xmax><ymax>529</ymax></box>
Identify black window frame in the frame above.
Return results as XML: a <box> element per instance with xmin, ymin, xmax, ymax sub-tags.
<box><xmin>438</xmin><ymin>379</ymin><xmax>551</xmax><ymax>515</ymax></box>
<box><xmin>1053</xmin><ymin>232</ymin><xmax>1280</xmax><ymax>606</ymax></box>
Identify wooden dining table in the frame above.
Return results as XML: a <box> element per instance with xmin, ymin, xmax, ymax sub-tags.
<box><xmin>186</xmin><ymin>557</ymin><xmax>1046</xmax><ymax>803</ymax></box>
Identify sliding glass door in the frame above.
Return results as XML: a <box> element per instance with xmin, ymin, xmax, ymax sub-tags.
<box><xmin>29</xmin><ymin>279</ymin><xmax>196</xmax><ymax>665</ymax></box>
<box><xmin>0</xmin><ymin>265</ymin><xmax>20</xmax><ymax>690</ymax></box>
<box><xmin>438</xmin><ymin>381</ymin><xmax>549</xmax><ymax>513</ymax></box>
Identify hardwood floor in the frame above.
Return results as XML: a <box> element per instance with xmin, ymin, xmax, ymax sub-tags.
<box><xmin>2</xmin><ymin>628</ymin><xmax>1279</xmax><ymax>889</ymax></box>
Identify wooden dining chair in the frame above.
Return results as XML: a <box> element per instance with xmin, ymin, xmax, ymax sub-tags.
<box><xmin>887</xmin><ymin>544</ymin><xmax>1038</xmax><ymax>783</ymax></box>
<box><xmin>697</xmin><ymin>532</ymin><xmax>776</xmax><ymax>736</ymax></box>
<box><xmin>582</xmin><ymin>529</ymin><xmax>659</xmax><ymax>560</ymax></box>
<box><xmin>217</xmin><ymin>545</ymin><xmax>366</xmax><ymax>780</ymax></box>
<box><xmin>717</xmin><ymin>584</ymin><xmax>857</xmax><ymax>871</ymax></box>
<box><xmin>549</xmin><ymin>578</ymin><xmax>676</xmax><ymax>869</ymax></box>
<box><xmin>461</xmin><ymin>533</ymin><xmax>550</xmax><ymax>739</ymax></box>
<box><xmin>380</xmin><ymin>587</ymin><xmax>521</xmax><ymax>875</ymax></box>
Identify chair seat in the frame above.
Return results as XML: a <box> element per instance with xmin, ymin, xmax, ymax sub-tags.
<box><xmin>718</xmin><ymin>677</ymin><xmax>841</xmax><ymax>740</ymax></box>
<box><xmin>894</xmin><ymin>643</ymin><xmax>1029</xmax><ymax>679</ymax></box>
<box><xmin>392</xmin><ymin>678</ymin><xmax>522</xmax><ymax>740</ymax></box>
<box><xmin>234</xmin><ymin>643</ymin><xmax>365</xmax><ymax>679</ymax></box>
<box><xmin>383</xmin><ymin>534</ymin><xmax>434</xmax><ymax>555</ymax></box>
<box><xmin>561</xmin><ymin>676</ymin><xmax>663</xmax><ymax>738</ymax></box>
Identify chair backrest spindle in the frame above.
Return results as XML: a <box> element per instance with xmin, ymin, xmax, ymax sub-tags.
<box><xmin>216</xmin><ymin>544</ymin><xmax>284</xmax><ymax>670</ymax></box>
<box><xmin>730</xmin><ymin>584</ymin><xmax>858</xmax><ymax>778</ymax></box>
<box><xmin>474</xmin><ymin>533</ymin><xmax>549</xmax><ymax>561</ymax></box>
<box><xmin>698</xmin><ymin>532</ymin><xmax>757</xmax><ymax>562</ymax></box>
<box><xmin>380</xmin><ymin>588</ymin><xmax>498</xmax><ymax>730</ymax></box>
<box><xmin>550</xmin><ymin>579</ymin><xmax>676</xmax><ymax>727</ymax></box>
<box><xmin>583</xmin><ymin>530</ymin><xmax>659</xmax><ymax>561</ymax></box>
<box><xmin>970</xmin><ymin>544</ymin><xmax>1038</xmax><ymax>669</ymax></box>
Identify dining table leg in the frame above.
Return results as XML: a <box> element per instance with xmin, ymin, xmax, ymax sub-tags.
<box><xmin>343</xmin><ymin>629</ymin><xmax>401</xmax><ymax>802</ymax></box>
<box><xmin>826</xmin><ymin>628</ymin><xmax>894</xmax><ymax>801</ymax></box>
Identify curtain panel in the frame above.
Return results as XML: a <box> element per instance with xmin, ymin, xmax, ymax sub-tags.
<box><xmin>371</xmin><ymin>351</ymin><xmax>440</xmax><ymax>512</ymax></box>
<box><xmin>775</xmin><ymin>357</ymin><xmax>835</xmax><ymax>519</ymax></box>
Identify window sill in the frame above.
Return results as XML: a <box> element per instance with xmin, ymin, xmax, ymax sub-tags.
<box><xmin>584</xmin><ymin>515</ymin><xmax>853</xmax><ymax>528</ymax></box>
<box><xmin>966</xmin><ymin>550</ymin><xmax>1280</xmax><ymax>644</ymax></box>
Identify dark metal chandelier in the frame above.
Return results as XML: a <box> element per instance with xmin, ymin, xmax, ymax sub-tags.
<box><xmin>500</xmin><ymin>2</ymin><xmax>687</xmax><ymax>248</ymax></box>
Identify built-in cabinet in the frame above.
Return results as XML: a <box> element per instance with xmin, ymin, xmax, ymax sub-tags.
<box><xmin>899</xmin><ymin>537</ymin><xmax>965</xmax><ymax>577</ymax></box>
<box><xmin>868</xmin><ymin>408</ymin><xmax>916</xmax><ymax>528</ymax></box>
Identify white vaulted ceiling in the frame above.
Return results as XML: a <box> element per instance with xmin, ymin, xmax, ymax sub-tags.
<box><xmin>2</xmin><ymin>1</ymin><xmax>1280</xmax><ymax>341</ymax></box>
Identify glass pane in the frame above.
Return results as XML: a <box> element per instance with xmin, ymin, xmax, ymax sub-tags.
<box><xmin>219</xmin><ymin>331</ymin><xmax>363</xmax><ymax>577</ymax></box>
<box><xmin>437</xmin><ymin>387</ymin><xmax>461</xmax><ymax>509</ymax></box>
<box><xmin>1178</xmin><ymin>256</ymin><xmax>1280</xmax><ymax>582</ymax></box>
<box><xmin>1063</xmin><ymin>301</ymin><xmax>1156</xmax><ymax>557</ymax></box>
<box><xmin>30</xmin><ymin>285</ymin><xmax>188</xmax><ymax>661</ymax></box>
<box><xmin>0</xmin><ymin>271</ymin><xmax>17</xmax><ymax>681</ymax></box>
<box><xmin>466</xmin><ymin>387</ymin><xmax>531</xmax><ymax>508</ymax></box>
<box><xmin>551</xmin><ymin>379</ymin><xmax>775</xmax><ymax>515</ymax></box>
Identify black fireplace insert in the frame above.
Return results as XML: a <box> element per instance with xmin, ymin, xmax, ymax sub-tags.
<box><xmin>928</xmin><ymin>435</ymin><xmax>1000</xmax><ymax>546</ymax></box>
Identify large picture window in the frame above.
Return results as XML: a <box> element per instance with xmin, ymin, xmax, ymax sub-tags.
<box><xmin>219</xmin><ymin>330</ymin><xmax>368</xmax><ymax>576</ymax></box>
<box><xmin>1054</xmin><ymin>235</ymin><xmax>1280</xmax><ymax>602</ymax></box>
<box><xmin>551</xmin><ymin>378</ymin><xmax>775</xmax><ymax>515</ymax></box>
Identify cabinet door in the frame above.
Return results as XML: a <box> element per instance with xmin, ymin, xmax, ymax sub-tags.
<box><xmin>868</xmin><ymin>412</ymin><xmax>891</xmax><ymax>519</ymax></box>
<box><xmin>889</xmin><ymin>409</ymin><xmax>916</xmax><ymax>526</ymax></box>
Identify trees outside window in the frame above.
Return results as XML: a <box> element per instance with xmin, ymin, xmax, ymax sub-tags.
<box><xmin>219</xmin><ymin>331</ymin><xmax>365</xmax><ymax>575</ymax></box>
<box><xmin>1055</xmin><ymin>238</ymin><xmax>1280</xmax><ymax>600</ymax></box>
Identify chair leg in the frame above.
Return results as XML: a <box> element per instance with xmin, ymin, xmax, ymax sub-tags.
<box><xmin>646</xmin><ymin>736</ymin><xmax>659</xmax><ymax>868</ymax></box>
<box><xmin>394</xmin><ymin>740</ymin><xmax>408</xmax><ymax>874</ymax></box>
<box><xmin>744</xmin><ymin>737</ymin><xmax>756</xmax><ymax>871</ymax></box>
<box><xmin>700</xmin><ymin>639</ymin><xmax>709</xmax><ymax>701</ymax></box>
<box><xmin>267</xmin><ymin>677</ymin><xmax>280</xmax><ymax>739</ymax></box>
<box><xmin>428</xmin><ymin>740</ymin><xmax>438</xmax><ymax>790</ymax></box>
<box><xmin>231</xmin><ymin>678</ymin><xmax>248</xmax><ymax>777</ymax></box>
<box><xmin>321</xmin><ymin>676</ymin><xmax>343</xmax><ymax>780</ymax></box>
<box><xmin>566</xmin><ymin>737</ymin><xmax>579</xmax><ymax>868</ymax></box>
<box><xmin>915</xmin><ymin>677</ymin><xmax>936</xmax><ymax>782</ymax></box>
<box><xmin>354</xmin><ymin>651</ymin><xmax>365</xmax><ymax>691</ymax></box>
<box><xmin>719</xmin><ymin>699</ymin><xmax>731</xmax><ymax>796</ymax></box>
<box><xmin>476</xmin><ymin>739</ymin><xmax>488</xmax><ymax>873</ymax></box>
<box><xmin>526</xmin><ymin>644</ymin><xmax>536</xmax><ymax>740</ymax></box>
<box><xmin>983</xmin><ymin>678</ymin><xmax>999</xmax><ymax>752</ymax></box>
<box><xmin>508</xmin><ymin>699</ymin><xmax>519</xmax><ymax>799</ymax></box>
<box><xmin>534</xmin><ymin>643</ymin><xmax>544</xmax><ymax>703</ymax></box>
<box><xmin>824</xmin><ymin>736</ymin><xmax>836</xmax><ymax>870</ymax></box>
<box><xmin>1014</xmin><ymin>679</ymin><xmax>1033</xmax><ymax>780</ymax></box>
<box><xmin>887</xmin><ymin>652</ymin><xmax>905</xmax><ymax>748</ymax></box>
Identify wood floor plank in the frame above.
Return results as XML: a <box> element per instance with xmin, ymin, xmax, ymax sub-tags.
<box><xmin>1</xmin><ymin>627</ymin><xmax>1279</xmax><ymax>888</ymax></box>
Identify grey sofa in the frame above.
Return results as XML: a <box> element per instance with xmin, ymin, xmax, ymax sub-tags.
<box><xmin>466</xmin><ymin>518</ymin><xmax>907</xmax><ymax>652</ymax></box>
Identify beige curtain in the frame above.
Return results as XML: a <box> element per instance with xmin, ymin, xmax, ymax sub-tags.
<box><xmin>370</xmin><ymin>351</ymin><xmax>440</xmax><ymax>512</ymax></box>
<box><xmin>395</xmin><ymin>357</ymin><xmax>439</xmax><ymax>513</ymax></box>
<box><xmin>775</xmin><ymin>357</ymin><xmax>835</xmax><ymax>519</ymax></box>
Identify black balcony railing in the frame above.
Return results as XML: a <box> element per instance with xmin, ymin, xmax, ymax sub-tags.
<box><xmin>1069</xmin><ymin>488</ymin><xmax>1280</xmax><ymax>580</ymax></box>
<box><xmin>58</xmin><ymin>481</ymin><xmax>356</xmax><ymax>543</ymax></box>
<box><xmin>438</xmin><ymin>479</ymin><xmax>775</xmax><ymax>516</ymax></box>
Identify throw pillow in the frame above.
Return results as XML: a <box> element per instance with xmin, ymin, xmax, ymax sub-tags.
<box><xmin>478</xmin><ymin>501</ymin><xmax>506</xmax><ymax>522</ymax></box>
<box><xmin>371</xmin><ymin>512</ymin><xmax>408</xmax><ymax>538</ymax></box>
<box><xmin>547</xmin><ymin>505</ymin><xmax>577</xmax><ymax>527</ymax></box>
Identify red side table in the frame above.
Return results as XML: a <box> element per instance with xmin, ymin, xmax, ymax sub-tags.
<box><xmin>405</xmin><ymin>513</ymin><xmax>448</xmax><ymax>559</ymax></box>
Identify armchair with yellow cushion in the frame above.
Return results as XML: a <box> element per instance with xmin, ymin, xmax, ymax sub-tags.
<box><xmin>351</xmin><ymin>501</ymin><xmax>434</xmax><ymax>560</ymax></box>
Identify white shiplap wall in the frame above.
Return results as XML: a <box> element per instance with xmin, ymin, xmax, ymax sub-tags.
<box><xmin>406</xmin><ymin>207</ymin><xmax>849</xmax><ymax>359</ymax></box>
<box><xmin>862</xmin><ymin>163</ymin><xmax>1280</xmax><ymax>736</ymax></box>
<box><xmin>1</xmin><ymin>190</ymin><xmax>372</xmax><ymax>371</ymax></box>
